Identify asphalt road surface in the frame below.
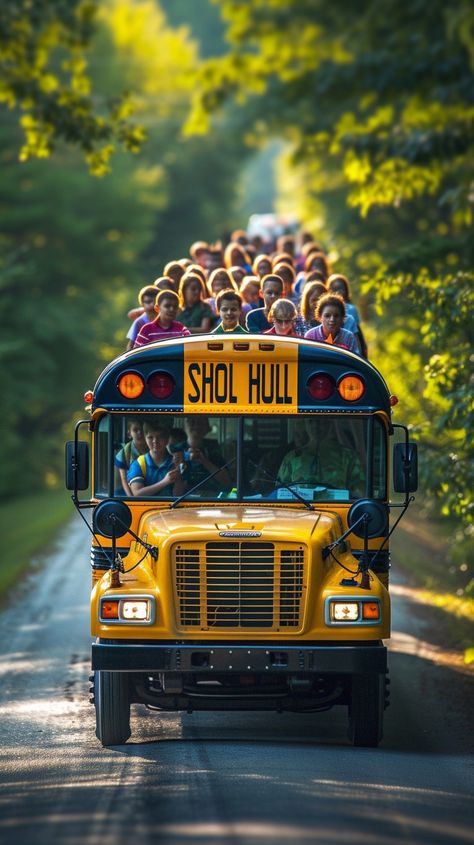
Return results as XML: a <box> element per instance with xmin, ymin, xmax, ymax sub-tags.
<box><xmin>0</xmin><ymin>518</ymin><xmax>472</xmax><ymax>845</ymax></box>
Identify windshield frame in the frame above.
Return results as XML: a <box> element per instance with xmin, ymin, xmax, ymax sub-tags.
<box><xmin>94</xmin><ymin>412</ymin><xmax>387</xmax><ymax>504</ymax></box>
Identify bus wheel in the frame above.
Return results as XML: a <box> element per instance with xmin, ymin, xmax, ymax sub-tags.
<box><xmin>94</xmin><ymin>671</ymin><xmax>131</xmax><ymax>746</ymax></box>
<box><xmin>348</xmin><ymin>674</ymin><xmax>383</xmax><ymax>748</ymax></box>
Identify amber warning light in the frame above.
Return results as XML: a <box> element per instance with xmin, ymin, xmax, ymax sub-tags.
<box><xmin>117</xmin><ymin>372</ymin><xmax>145</xmax><ymax>399</ymax></box>
<box><xmin>83</xmin><ymin>390</ymin><xmax>94</xmax><ymax>403</ymax></box>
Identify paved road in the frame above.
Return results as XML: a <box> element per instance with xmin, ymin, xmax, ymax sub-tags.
<box><xmin>0</xmin><ymin>518</ymin><xmax>472</xmax><ymax>845</ymax></box>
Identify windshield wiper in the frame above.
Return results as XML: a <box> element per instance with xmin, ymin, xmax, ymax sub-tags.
<box><xmin>247</xmin><ymin>459</ymin><xmax>314</xmax><ymax>510</ymax></box>
<box><xmin>170</xmin><ymin>458</ymin><xmax>236</xmax><ymax>508</ymax></box>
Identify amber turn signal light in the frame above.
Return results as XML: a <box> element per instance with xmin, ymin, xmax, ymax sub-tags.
<box><xmin>117</xmin><ymin>372</ymin><xmax>145</xmax><ymax>399</ymax></box>
<box><xmin>101</xmin><ymin>600</ymin><xmax>119</xmax><ymax>619</ymax></box>
<box><xmin>362</xmin><ymin>602</ymin><xmax>381</xmax><ymax>621</ymax></box>
<box><xmin>338</xmin><ymin>375</ymin><xmax>365</xmax><ymax>401</ymax></box>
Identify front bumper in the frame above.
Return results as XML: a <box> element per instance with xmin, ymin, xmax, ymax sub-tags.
<box><xmin>92</xmin><ymin>641</ymin><xmax>387</xmax><ymax>675</ymax></box>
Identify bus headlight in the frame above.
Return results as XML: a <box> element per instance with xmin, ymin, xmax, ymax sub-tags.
<box><xmin>325</xmin><ymin>597</ymin><xmax>381</xmax><ymax>625</ymax></box>
<box><xmin>99</xmin><ymin>595</ymin><xmax>155</xmax><ymax>625</ymax></box>
<box><xmin>331</xmin><ymin>602</ymin><xmax>359</xmax><ymax>622</ymax></box>
<box><xmin>122</xmin><ymin>600</ymin><xmax>149</xmax><ymax>621</ymax></box>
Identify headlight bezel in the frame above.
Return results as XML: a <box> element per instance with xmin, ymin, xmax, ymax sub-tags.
<box><xmin>99</xmin><ymin>594</ymin><xmax>156</xmax><ymax>625</ymax></box>
<box><xmin>325</xmin><ymin>596</ymin><xmax>382</xmax><ymax>626</ymax></box>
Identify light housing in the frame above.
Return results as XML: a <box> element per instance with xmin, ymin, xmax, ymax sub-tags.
<box><xmin>307</xmin><ymin>372</ymin><xmax>335</xmax><ymax>401</ymax></box>
<box><xmin>99</xmin><ymin>595</ymin><xmax>155</xmax><ymax>625</ymax></box>
<box><xmin>147</xmin><ymin>371</ymin><xmax>175</xmax><ymax>400</ymax></box>
<box><xmin>117</xmin><ymin>371</ymin><xmax>145</xmax><ymax>399</ymax></box>
<box><xmin>325</xmin><ymin>597</ymin><xmax>381</xmax><ymax>626</ymax></box>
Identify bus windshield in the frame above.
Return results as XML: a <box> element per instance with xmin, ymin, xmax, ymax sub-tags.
<box><xmin>98</xmin><ymin>413</ymin><xmax>386</xmax><ymax>502</ymax></box>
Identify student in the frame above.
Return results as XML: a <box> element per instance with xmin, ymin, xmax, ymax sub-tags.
<box><xmin>163</xmin><ymin>261</ymin><xmax>185</xmax><ymax>291</ymax></box>
<box><xmin>228</xmin><ymin>266</ymin><xmax>247</xmax><ymax>288</ymax></box>
<box><xmin>114</xmin><ymin>417</ymin><xmax>147</xmax><ymax>496</ymax></box>
<box><xmin>167</xmin><ymin>428</ymin><xmax>189</xmax><ymax>476</ymax></box>
<box><xmin>272</xmin><ymin>261</ymin><xmax>296</xmax><ymax>301</ymax></box>
<box><xmin>134</xmin><ymin>291</ymin><xmax>190</xmax><ymax>346</ymax></box>
<box><xmin>246</xmin><ymin>274</ymin><xmax>283</xmax><ymax>333</ymax></box>
<box><xmin>126</xmin><ymin>286</ymin><xmax>160</xmax><ymax>351</ymax></box>
<box><xmin>299</xmin><ymin>281</ymin><xmax>327</xmax><ymax>333</ymax></box>
<box><xmin>224</xmin><ymin>242</ymin><xmax>252</xmax><ymax>272</ymax></box>
<box><xmin>128</xmin><ymin>420</ymin><xmax>185</xmax><ymax>497</ymax></box>
<box><xmin>252</xmin><ymin>254</ymin><xmax>273</xmax><ymax>279</ymax></box>
<box><xmin>304</xmin><ymin>293</ymin><xmax>361</xmax><ymax>354</ymax></box>
<box><xmin>240</xmin><ymin>275</ymin><xmax>261</xmax><ymax>317</ymax></box>
<box><xmin>211</xmin><ymin>289</ymin><xmax>249</xmax><ymax>334</ymax></box>
<box><xmin>189</xmin><ymin>241</ymin><xmax>210</xmax><ymax>269</ymax></box>
<box><xmin>183</xmin><ymin>416</ymin><xmax>231</xmax><ymax>492</ymax></box>
<box><xmin>327</xmin><ymin>273</ymin><xmax>367</xmax><ymax>357</ymax></box>
<box><xmin>178</xmin><ymin>274</ymin><xmax>215</xmax><ymax>334</ymax></box>
<box><xmin>206</xmin><ymin>268</ymin><xmax>236</xmax><ymax>313</ymax></box>
<box><xmin>264</xmin><ymin>298</ymin><xmax>299</xmax><ymax>337</ymax></box>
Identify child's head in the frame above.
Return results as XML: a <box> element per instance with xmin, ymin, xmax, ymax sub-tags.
<box><xmin>179</xmin><ymin>274</ymin><xmax>206</xmax><ymax>308</ymax></box>
<box><xmin>261</xmin><ymin>274</ymin><xmax>284</xmax><ymax>310</ymax></box>
<box><xmin>252</xmin><ymin>254</ymin><xmax>272</xmax><ymax>279</ymax></box>
<box><xmin>240</xmin><ymin>275</ymin><xmax>261</xmax><ymax>304</ymax></box>
<box><xmin>143</xmin><ymin>420</ymin><xmax>171</xmax><ymax>456</ymax></box>
<box><xmin>155</xmin><ymin>290</ymin><xmax>179</xmax><ymax>324</ymax></box>
<box><xmin>153</xmin><ymin>276</ymin><xmax>175</xmax><ymax>293</ymax></box>
<box><xmin>272</xmin><ymin>261</ymin><xmax>295</xmax><ymax>297</ymax></box>
<box><xmin>268</xmin><ymin>298</ymin><xmax>297</xmax><ymax>335</ymax></box>
<box><xmin>300</xmin><ymin>281</ymin><xmax>327</xmax><ymax>321</ymax></box>
<box><xmin>127</xmin><ymin>417</ymin><xmax>145</xmax><ymax>447</ymax></box>
<box><xmin>215</xmin><ymin>289</ymin><xmax>242</xmax><ymax>329</ymax></box>
<box><xmin>315</xmin><ymin>293</ymin><xmax>346</xmax><ymax>336</ymax></box>
<box><xmin>138</xmin><ymin>285</ymin><xmax>160</xmax><ymax>316</ymax></box>
<box><xmin>224</xmin><ymin>242</ymin><xmax>250</xmax><ymax>269</ymax></box>
<box><xmin>327</xmin><ymin>274</ymin><xmax>351</xmax><ymax>302</ymax></box>
<box><xmin>208</xmin><ymin>268</ymin><xmax>235</xmax><ymax>296</ymax></box>
<box><xmin>304</xmin><ymin>250</ymin><xmax>329</xmax><ymax>279</ymax></box>
<box><xmin>228</xmin><ymin>266</ymin><xmax>246</xmax><ymax>288</ymax></box>
<box><xmin>163</xmin><ymin>262</ymin><xmax>185</xmax><ymax>289</ymax></box>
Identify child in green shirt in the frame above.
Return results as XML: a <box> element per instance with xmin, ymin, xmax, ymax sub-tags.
<box><xmin>211</xmin><ymin>290</ymin><xmax>249</xmax><ymax>335</ymax></box>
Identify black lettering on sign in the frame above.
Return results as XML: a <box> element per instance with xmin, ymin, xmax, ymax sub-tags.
<box><xmin>248</xmin><ymin>363</ymin><xmax>293</xmax><ymax>405</ymax></box>
<box><xmin>188</xmin><ymin>363</ymin><xmax>201</xmax><ymax>403</ymax></box>
<box><xmin>187</xmin><ymin>362</ymin><xmax>238</xmax><ymax>404</ymax></box>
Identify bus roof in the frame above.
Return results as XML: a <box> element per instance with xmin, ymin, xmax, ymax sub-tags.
<box><xmin>90</xmin><ymin>335</ymin><xmax>391</xmax><ymax>417</ymax></box>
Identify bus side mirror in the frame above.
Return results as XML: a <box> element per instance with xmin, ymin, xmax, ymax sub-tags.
<box><xmin>393</xmin><ymin>442</ymin><xmax>418</xmax><ymax>493</ymax></box>
<box><xmin>65</xmin><ymin>441</ymin><xmax>89</xmax><ymax>491</ymax></box>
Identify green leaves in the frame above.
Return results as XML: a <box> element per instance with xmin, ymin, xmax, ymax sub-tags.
<box><xmin>0</xmin><ymin>0</ymin><xmax>145</xmax><ymax>173</ymax></box>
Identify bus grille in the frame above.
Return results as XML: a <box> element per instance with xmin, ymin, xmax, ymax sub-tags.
<box><xmin>173</xmin><ymin>542</ymin><xmax>305</xmax><ymax>631</ymax></box>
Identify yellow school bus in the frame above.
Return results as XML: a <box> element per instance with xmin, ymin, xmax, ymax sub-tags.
<box><xmin>66</xmin><ymin>334</ymin><xmax>417</xmax><ymax>747</ymax></box>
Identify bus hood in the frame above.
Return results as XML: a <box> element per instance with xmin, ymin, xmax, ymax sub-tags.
<box><xmin>140</xmin><ymin>506</ymin><xmax>341</xmax><ymax>548</ymax></box>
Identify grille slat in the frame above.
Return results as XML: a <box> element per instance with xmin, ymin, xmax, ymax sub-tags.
<box><xmin>174</xmin><ymin>542</ymin><xmax>305</xmax><ymax>631</ymax></box>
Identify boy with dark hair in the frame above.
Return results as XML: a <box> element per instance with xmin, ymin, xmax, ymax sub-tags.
<box><xmin>126</xmin><ymin>285</ymin><xmax>159</xmax><ymax>350</ymax></box>
<box><xmin>115</xmin><ymin>417</ymin><xmax>147</xmax><ymax>496</ymax></box>
<box><xmin>134</xmin><ymin>291</ymin><xmax>190</xmax><ymax>347</ymax></box>
<box><xmin>211</xmin><ymin>289</ymin><xmax>248</xmax><ymax>334</ymax></box>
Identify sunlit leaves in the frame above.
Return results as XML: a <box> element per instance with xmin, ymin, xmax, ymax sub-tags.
<box><xmin>0</xmin><ymin>0</ymin><xmax>144</xmax><ymax>173</ymax></box>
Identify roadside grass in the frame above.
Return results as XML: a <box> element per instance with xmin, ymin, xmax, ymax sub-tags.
<box><xmin>0</xmin><ymin>489</ymin><xmax>73</xmax><ymax>597</ymax></box>
<box><xmin>391</xmin><ymin>504</ymin><xmax>474</xmax><ymax>662</ymax></box>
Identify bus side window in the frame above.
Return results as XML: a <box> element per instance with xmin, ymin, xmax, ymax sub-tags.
<box><xmin>96</xmin><ymin>416</ymin><xmax>111</xmax><ymax>497</ymax></box>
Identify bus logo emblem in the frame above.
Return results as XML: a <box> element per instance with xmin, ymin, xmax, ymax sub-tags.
<box><xmin>219</xmin><ymin>531</ymin><xmax>262</xmax><ymax>538</ymax></box>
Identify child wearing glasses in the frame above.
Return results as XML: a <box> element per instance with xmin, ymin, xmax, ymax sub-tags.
<box><xmin>264</xmin><ymin>298</ymin><xmax>300</xmax><ymax>337</ymax></box>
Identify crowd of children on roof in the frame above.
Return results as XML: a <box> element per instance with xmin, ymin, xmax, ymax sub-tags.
<box><xmin>125</xmin><ymin>229</ymin><xmax>367</xmax><ymax>358</ymax></box>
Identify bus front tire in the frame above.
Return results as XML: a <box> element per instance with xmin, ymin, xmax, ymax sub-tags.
<box><xmin>94</xmin><ymin>670</ymin><xmax>131</xmax><ymax>746</ymax></box>
<box><xmin>348</xmin><ymin>673</ymin><xmax>384</xmax><ymax>748</ymax></box>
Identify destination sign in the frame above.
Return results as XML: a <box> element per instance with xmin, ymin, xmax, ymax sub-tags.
<box><xmin>183</xmin><ymin>354</ymin><xmax>298</xmax><ymax>412</ymax></box>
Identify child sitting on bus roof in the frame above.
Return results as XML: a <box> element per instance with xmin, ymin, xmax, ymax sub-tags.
<box><xmin>178</xmin><ymin>273</ymin><xmax>216</xmax><ymax>334</ymax></box>
<box><xmin>211</xmin><ymin>290</ymin><xmax>249</xmax><ymax>334</ymax></box>
<box><xmin>264</xmin><ymin>298</ymin><xmax>300</xmax><ymax>337</ymax></box>
<box><xmin>126</xmin><ymin>285</ymin><xmax>160</xmax><ymax>351</ymax></box>
<box><xmin>246</xmin><ymin>274</ymin><xmax>283</xmax><ymax>333</ymax></box>
<box><xmin>304</xmin><ymin>293</ymin><xmax>361</xmax><ymax>355</ymax></box>
<box><xmin>134</xmin><ymin>291</ymin><xmax>190</xmax><ymax>347</ymax></box>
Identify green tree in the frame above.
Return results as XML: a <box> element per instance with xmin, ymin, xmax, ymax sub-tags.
<box><xmin>0</xmin><ymin>0</ymin><xmax>144</xmax><ymax>173</ymax></box>
<box><xmin>188</xmin><ymin>0</ymin><xmax>474</xmax><ymax>530</ymax></box>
